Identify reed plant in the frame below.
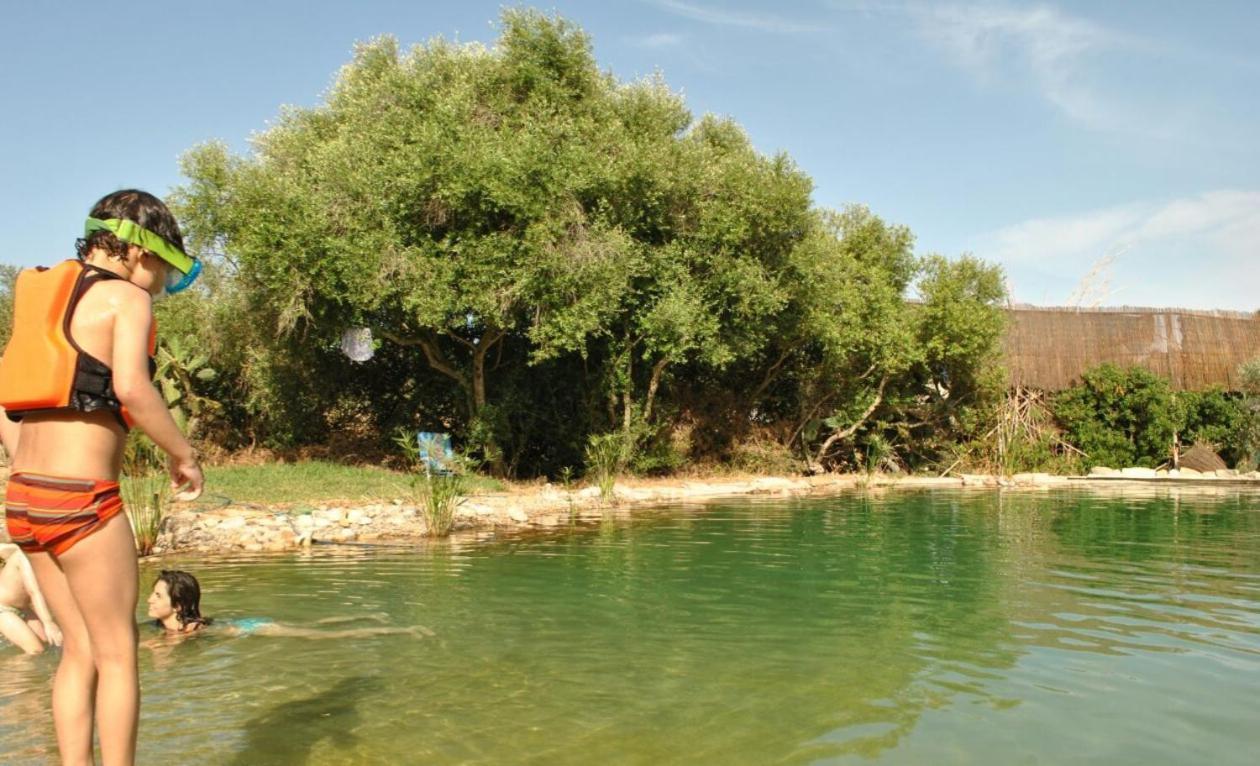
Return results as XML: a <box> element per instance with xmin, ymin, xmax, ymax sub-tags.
<box><xmin>393</xmin><ymin>428</ymin><xmax>467</xmax><ymax>537</ymax></box>
<box><xmin>122</xmin><ymin>471</ymin><xmax>169</xmax><ymax>556</ymax></box>
<box><xmin>584</xmin><ymin>432</ymin><xmax>629</xmax><ymax>502</ymax></box>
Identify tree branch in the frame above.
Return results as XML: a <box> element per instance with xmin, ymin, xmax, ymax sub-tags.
<box><xmin>376</xmin><ymin>328</ymin><xmax>469</xmax><ymax>389</ymax></box>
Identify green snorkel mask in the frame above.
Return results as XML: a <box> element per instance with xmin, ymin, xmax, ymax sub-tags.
<box><xmin>84</xmin><ymin>217</ymin><xmax>201</xmax><ymax>294</ymax></box>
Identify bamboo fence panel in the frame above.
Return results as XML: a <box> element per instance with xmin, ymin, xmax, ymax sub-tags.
<box><xmin>1002</xmin><ymin>305</ymin><xmax>1260</xmax><ymax>391</ymax></box>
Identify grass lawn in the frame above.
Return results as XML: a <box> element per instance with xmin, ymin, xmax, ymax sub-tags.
<box><xmin>196</xmin><ymin>460</ymin><xmax>504</xmax><ymax>509</ymax></box>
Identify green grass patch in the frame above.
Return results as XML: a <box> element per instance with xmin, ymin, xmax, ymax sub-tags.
<box><xmin>197</xmin><ymin>461</ymin><xmax>503</xmax><ymax>508</ymax></box>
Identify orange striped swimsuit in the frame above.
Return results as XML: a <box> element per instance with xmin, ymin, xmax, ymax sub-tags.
<box><xmin>4</xmin><ymin>473</ymin><xmax>123</xmax><ymax>556</ymax></box>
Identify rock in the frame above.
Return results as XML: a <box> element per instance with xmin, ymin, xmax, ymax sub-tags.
<box><xmin>294</xmin><ymin>514</ymin><xmax>315</xmax><ymax>530</ymax></box>
<box><xmin>1179</xmin><ymin>467</ymin><xmax>1202</xmax><ymax>477</ymax></box>
<box><xmin>314</xmin><ymin>508</ymin><xmax>344</xmax><ymax>522</ymax></box>
<box><xmin>346</xmin><ymin>508</ymin><xmax>370</xmax><ymax>525</ymax></box>
<box><xmin>217</xmin><ymin>516</ymin><xmax>247</xmax><ymax>531</ymax></box>
<box><xmin>1012</xmin><ymin>472</ymin><xmax>1053</xmax><ymax>486</ymax></box>
<box><xmin>325</xmin><ymin>527</ymin><xmax>358</xmax><ymax>543</ymax></box>
<box><xmin>1089</xmin><ymin>466</ymin><xmax>1119</xmax><ymax>477</ymax></box>
<box><xmin>960</xmin><ymin>474</ymin><xmax>996</xmax><ymax>487</ymax></box>
<box><xmin>506</xmin><ymin>506</ymin><xmax>528</xmax><ymax>523</ymax></box>
<box><xmin>1120</xmin><ymin>467</ymin><xmax>1158</xmax><ymax>478</ymax></box>
<box><xmin>1214</xmin><ymin>469</ymin><xmax>1239</xmax><ymax>478</ymax></box>
<box><xmin>577</xmin><ymin>486</ymin><xmax>602</xmax><ymax>498</ymax></box>
<box><xmin>1180</xmin><ymin>444</ymin><xmax>1227</xmax><ymax>473</ymax></box>
<box><xmin>1245</xmin><ymin>471</ymin><xmax>1260</xmax><ymax>480</ymax></box>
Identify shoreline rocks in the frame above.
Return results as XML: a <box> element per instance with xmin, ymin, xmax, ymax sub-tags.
<box><xmin>5</xmin><ymin>465</ymin><xmax>1259</xmax><ymax>556</ymax></box>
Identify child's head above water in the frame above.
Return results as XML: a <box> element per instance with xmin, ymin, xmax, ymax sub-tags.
<box><xmin>148</xmin><ymin>570</ymin><xmax>209</xmax><ymax>631</ymax></box>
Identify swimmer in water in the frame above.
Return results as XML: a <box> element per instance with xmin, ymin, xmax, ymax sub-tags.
<box><xmin>146</xmin><ymin>570</ymin><xmax>432</xmax><ymax>640</ymax></box>
<box><xmin>0</xmin><ymin>543</ymin><xmax>63</xmax><ymax>653</ymax></box>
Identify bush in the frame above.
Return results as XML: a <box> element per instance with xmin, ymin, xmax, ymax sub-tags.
<box><xmin>1236</xmin><ymin>359</ymin><xmax>1260</xmax><ymax>471</ymax></box>
<box><xmin>1179</xmin><ymin>388</ymin><xmax>1245</xmax><ymax>465</ymax></box>
<box><xmin>952</xmin><ymin>388</ymin><xmax>1084</xmax><ymax>475</ymax></box>
<box><xmin>1053</xmin><ymin>365</ymin><xmax>1180</xmax><ymax>468</ymax></box>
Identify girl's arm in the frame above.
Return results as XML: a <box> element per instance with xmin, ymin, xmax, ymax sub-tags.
<box><xmin>110</xmin><ymin>288</ymin><xmax>204</xmax><ymax>499</ymax></box>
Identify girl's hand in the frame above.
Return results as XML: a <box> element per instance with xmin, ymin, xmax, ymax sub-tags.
<box><xmin>169</xmin><ymin>455</ymin><xmax>205</xmax><ymax>502</ymax></box>
<box><xmin>45</xmin><ymin>622</ymin><xmax>63</xmax><ymax>647</ymax></box>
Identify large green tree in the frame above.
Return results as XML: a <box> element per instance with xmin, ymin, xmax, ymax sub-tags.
<box><xmin>176</xmin><ymin>10</ymin><xmax>817</xmax><ymax>472</ymax></box>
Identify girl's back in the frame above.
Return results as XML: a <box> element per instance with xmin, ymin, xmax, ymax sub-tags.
<box><xmin>11</xmin><ymin>277</ymin><xmax>144</xmax><ymax>481</ymax></box>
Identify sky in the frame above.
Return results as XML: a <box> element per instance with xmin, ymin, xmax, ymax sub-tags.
<box><xmin>2</xmin><ymin>1</ymin><xmax>1257</xmax><ymax>310</ymax></box>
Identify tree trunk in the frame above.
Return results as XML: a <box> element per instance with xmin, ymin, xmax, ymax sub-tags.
<box><xmin>470</xmin><ymin>329</ymin><xmax>506</xmax><ymax>476</ymax></box>
<box><xmin>813</xmin><ymin>375</ymin><xmax>889</xmax><ymax>468</ymax></box>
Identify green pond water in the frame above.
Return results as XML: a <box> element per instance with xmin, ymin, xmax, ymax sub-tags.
<box><xmin>3</xmin><ymin>488</ymin><xmax>1259</xmax><ymax>764</ymax></box>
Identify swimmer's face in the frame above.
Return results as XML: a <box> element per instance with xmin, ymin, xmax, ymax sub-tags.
<box><xmin>147</xmin><ymin>581</ymin><xmax>175</xmax><ymax>621</ymax></box>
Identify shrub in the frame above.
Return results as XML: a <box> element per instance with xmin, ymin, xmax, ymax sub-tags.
<box><xmin>1053</xmin><ymin>365</ymin><xmax>1180</xmax><ymax>468</ymax></box>
<box><xmin>1236</xmin><ymin>359</ymin><xmax>1260</xmax><ymax>471</ymax></box>
<box><xmin>1179</xmin><ymin>388</ymin><xmax>1245</xmax><ymax>465</ymax></box>
<box><xmin>952</xmin><ymin>388</ymin><xmax>1084</xmax><ymax>475</ymax></box>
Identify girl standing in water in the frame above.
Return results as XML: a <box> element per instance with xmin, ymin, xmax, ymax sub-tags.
<box><xmin>0</xmin><ymin>190</ymin><xmax>204</xmax><ymax>766</ymax></box>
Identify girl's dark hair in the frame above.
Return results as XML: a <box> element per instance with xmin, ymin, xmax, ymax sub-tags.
<box><xmin>154</xmin><ymin>570</ymin><xmax>212</xmax><ymax>629</ymax></box>
<box><xmin>75</xmin><ymin>189</ymin><xmax>186</xmax><ymax>262</ymax></box>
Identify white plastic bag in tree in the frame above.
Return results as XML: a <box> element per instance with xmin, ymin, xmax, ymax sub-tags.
<box><xmin>340</xmin><ymin>327</ymin><xmax>374</xmax><ymax>362</ymax></box>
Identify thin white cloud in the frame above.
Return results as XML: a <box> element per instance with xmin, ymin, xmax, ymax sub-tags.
<box><xmin>974</xmin><ymin>191</ymin><xmax>1260</xmax><ymax>309</ymax></box>
<box><xmin>906</xmin><ymin>3</ymin><xmax>1132</xmax><ymax>130</ymax></box>
<box><xmin>828</xmin><ymin>2</ymin><xmax>1185</xmax><ymax>138</ymax></box>
<box><xmin>653</xmin><ymin>0</ymin><xmax>827</xmax><ymax>34</ymax></box>
<box><xmin>631</xmin><ymin>32</ymin><xmax>685</xmax><ymax>48</ymax></box>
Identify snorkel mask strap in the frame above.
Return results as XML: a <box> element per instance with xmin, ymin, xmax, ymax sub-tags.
<box><xmin>84</xmin><ymin>217</ymin><xmax>201</xmax><ymax>293</ymax></box>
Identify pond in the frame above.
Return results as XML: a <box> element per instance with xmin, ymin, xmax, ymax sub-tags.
<box><xmin>3</xmin><ymin>488</ymin><xmax>1259</xmax><ymax>764</ymax></box>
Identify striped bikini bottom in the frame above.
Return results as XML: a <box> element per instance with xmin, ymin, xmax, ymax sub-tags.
<box><xmin>4</xmin><ymin>473</ymin><xmax>123</xmax><ymax>556</ymax></box>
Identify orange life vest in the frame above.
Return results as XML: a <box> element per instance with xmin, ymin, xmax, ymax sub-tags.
<box><xmin>0</xmin><ymin>259</ymin><xmax>157</xmax><ymax>429</ymax></box>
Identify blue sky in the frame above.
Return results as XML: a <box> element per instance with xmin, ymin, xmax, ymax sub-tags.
<box><xmin>2</xmin><ymin>1</ymin><xmax>1257</xmax><ymax>309</ymax></box>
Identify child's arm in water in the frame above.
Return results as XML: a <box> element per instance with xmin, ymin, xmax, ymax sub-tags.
<box><xmin>229</xmin><ymin>616</ymin><xmax>433</xmax><ymax>640</ymax></box>
<box><xmin>11</xmin><ymin>548</ymin><xmax>60</xmax><ymax>646</ymax></box>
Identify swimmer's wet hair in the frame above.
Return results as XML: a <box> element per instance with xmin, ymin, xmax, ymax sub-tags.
<box><xmin>155</xmin><ymin>570</ymin><xmax>212</xmax><ymax>629</ymax></box>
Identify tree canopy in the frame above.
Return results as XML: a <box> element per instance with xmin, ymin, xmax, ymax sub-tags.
<box><xmin>173</xmin><ymin>9</ymin><xmax>1008</xmax><ymax>476</ymax></box>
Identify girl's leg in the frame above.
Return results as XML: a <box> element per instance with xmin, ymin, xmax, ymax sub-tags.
<box><xmin>56</xmin><ymin>513</ymin><xmax>140</xmax><ymax>766</ymax></box>
<box><xmin>27</xmin><ymin>552</ymin><xmax>97</xmax><ymax>766</ymax></box>
<box><xmin>0</xmin><ymin>608</ymin><xmax>45</xmax><ymax>654</ymax></box>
